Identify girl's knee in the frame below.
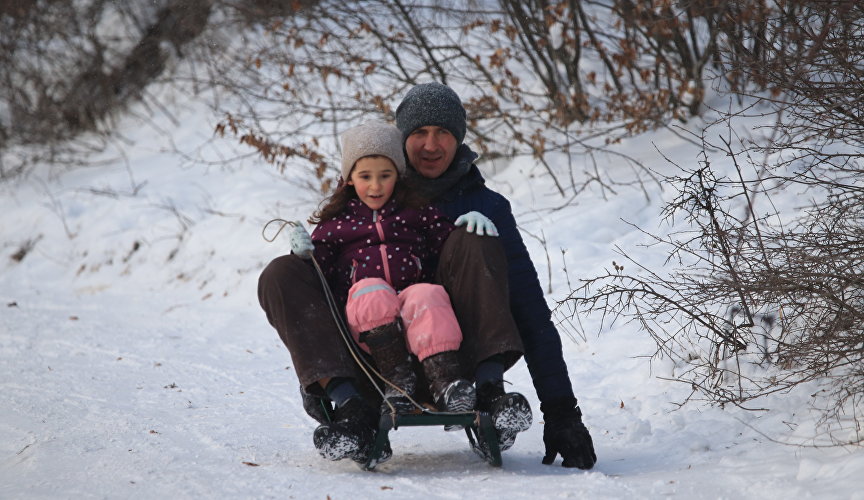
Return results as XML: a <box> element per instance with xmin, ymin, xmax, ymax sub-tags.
<box><xmin>400</xmin><ymin>284</ymin><xmax>463</xmax><ymax>358</ymax></box>
<box><xmin>348</xmin><ymin>277</ymin><xmax>393</xmax><ymax>298</ymax></box>
<box><xmin>400</xmin><ymin>283</ymin><xmax>451</xmax><ymax>307</ymax></box>
<box><xmin>345</xmin><ymin>278</ymin><xmax>400</xmax><ymax>333</ymax></box>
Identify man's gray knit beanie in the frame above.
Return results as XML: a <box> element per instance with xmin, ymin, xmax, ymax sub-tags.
<box><xmin>340</xmin><ymin>121</ymin><xmax>407</xmax><ymax>182</ymax></box>
<box><xmin>395</xmin><ymin>82</ymin><xmax>467</xmax><ymax>144</ymax></box>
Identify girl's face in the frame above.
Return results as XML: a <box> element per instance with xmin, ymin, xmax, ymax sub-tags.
<box><xmin>348</xmin><ymin>156</ymin><xmax>398</xmax><ymax>211</ymax></box>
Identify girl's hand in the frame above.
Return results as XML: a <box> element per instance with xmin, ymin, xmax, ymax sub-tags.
<box><xmin>289</xmin><ymin>224</ymin><xmax>315</xmax><ymax>259</ymax></box>
<box><xmin>455</xmin><ymin>211</ymin><xmax>499</xmax><ymax>237</ymax></box>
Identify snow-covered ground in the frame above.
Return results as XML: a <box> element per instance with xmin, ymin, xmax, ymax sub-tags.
<box><xmin>2</xmin><ymin>89</ymin><xmax>863</xmax><ymax>499</ymax></box>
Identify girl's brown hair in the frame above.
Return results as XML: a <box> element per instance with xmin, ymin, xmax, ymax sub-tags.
<box><xmin>308</xmin><ymin>157</ymin><xmax>428</xmax><ymax>224</ymax></box>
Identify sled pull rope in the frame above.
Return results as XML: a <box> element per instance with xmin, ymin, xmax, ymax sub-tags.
<box><xmin>261</xmin><ymin>218</ymin><xmax>290</xmax><ymax>243</ymax></box>
<box><xmin>311</xmin><ymin>256</ymin><xmax>430</xmax><ymax>418</ymax></box>
<box><xmin>263</xmin><ymin>219</ymin><xmax>427</xmax><ymax>416</ymax></box>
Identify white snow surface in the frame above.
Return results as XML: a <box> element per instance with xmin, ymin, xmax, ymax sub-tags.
<box><xmin>2</xmin><ymin>92</ymin><xmax>863</xmax><ymax>500</ymax></box>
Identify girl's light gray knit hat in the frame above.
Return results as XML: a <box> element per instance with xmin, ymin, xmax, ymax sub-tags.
<box><xmin>340</xmin><ymin>121</ymin><xmax>407</xmax><ymax>181</ymax></box>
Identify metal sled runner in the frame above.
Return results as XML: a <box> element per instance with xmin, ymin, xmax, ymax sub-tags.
<box><xmin>363</xmin><ymin>410</ymin><xmax>503</xmax><ymax>470</ymax></box>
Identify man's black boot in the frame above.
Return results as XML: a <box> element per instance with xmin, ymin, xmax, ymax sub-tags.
<box><xmin>312</xmin><ymin>396</ymin><xmax>391</xmax><ymax>464</ymax></box>
<box><xmin>476</xmin><ymin>380</ymin><xmax>532</xmax><ymax>452</ymax></box>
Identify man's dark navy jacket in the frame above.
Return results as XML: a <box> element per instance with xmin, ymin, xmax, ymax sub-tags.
<box><xmin>432</xmin><ymin>146</ymin><xmax>575</xmax><ymax>406</ymax></box>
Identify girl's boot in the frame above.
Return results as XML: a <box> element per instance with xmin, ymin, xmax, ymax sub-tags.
<box><xmin>421</xmin><ymin>350</ymin><xmax>477</xmax><ymax>429</ymax></box>
<box><xmin>359</xmin><ymin>321</ymin><xmax>418</xmax><ymax>415</ymax></box>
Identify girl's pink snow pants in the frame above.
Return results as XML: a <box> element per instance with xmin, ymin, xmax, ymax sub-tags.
<box><xmin>345</xmin><ymin>277</ymin><xmax>462</xmax><ymax>360</ymax></box>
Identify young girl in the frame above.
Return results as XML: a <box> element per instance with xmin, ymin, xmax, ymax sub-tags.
<box><xmin>289</xmin><ymin>122</ymin><xmax>498</xmax><ymax>455</ymax></box>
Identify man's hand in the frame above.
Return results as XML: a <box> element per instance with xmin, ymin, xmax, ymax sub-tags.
<box><xmin>288</xmin><ymin>223</ymin><xmax>314</xmax><ymax>259</ymax></box>
<box><xmin>541</xmin><ymin>398</ymin><xmax>597</xmax><ymax>469</ymax></box>
<box><xmin>454</xmin><ymin>211</ymin><xmax>499</xmax><ymax>237</ymax></box>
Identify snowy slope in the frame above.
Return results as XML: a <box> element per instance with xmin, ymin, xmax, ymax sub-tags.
<box><xmin>2</xmin><ymin>91</ymin><xmax>863</xmax><ymax>500</ymax></box>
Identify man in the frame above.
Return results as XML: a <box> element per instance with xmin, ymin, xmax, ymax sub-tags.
<box><xmin>394</xmin><ymin>82</ymin><xmax>596</xmax><ymax>470</ymax></box>
<box><xmin>258</xmin><ymin>83</ymin><xmax>595</xmax><ymax>470</ymax></box>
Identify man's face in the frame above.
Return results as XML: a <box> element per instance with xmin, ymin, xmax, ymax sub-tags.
<box><xmin>404</xmin><ymin>126</ymin><xmax>458</xmax><ymax>179</ymax></box>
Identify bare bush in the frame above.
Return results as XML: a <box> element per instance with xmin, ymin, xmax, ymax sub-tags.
<box><xmin>0</xmin><ymin>0</ymin><xmax>214</xmax><ymax>178</ymax></box>
<box><xmin>210</xmin><ymin>0</ymin><xmax>764</xmax><ymax>196</ymax></box>
<box><xmin>560</xmin><ymin>1</ymin><xmax>864</xmax><ymax>444</ymax></box>
<box><xmin>5</xmin><ymin>0</ymin><xmax>817</xmax><ymax>192</ymax></box>
<box><xmin>212</xmin><ymin>1</ymin><xmax>856</xmax><ymax>197</ymax></box>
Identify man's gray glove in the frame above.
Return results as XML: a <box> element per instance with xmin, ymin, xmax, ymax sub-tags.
<box><xmin>454</xmin><ymin>211</ymin><xmax>498</xmax><ymax>236</ymax></box>
<box><xmin>288</xmin><ymin>223</ymin><xmax>314</xmax><ymax>259</ymax></box>
<box><xmin>541</xmin><ymin>397</ymin><xmax>597</xmax><ymax>469</ymax></box>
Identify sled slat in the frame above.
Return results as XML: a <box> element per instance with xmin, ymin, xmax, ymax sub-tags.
<box><xmin>363</xmin><ymin>411</ymin><xmax>502</xmax><ymax>470</ymax></box>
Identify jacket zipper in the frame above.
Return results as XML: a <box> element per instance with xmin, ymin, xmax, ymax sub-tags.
<box><xmin>372</xmin><ymin>210</ymin><xmax>392</xmax><ymax>285</ymax></box>
<box><xmin>412</xmin><ymin>254</ymin><xmax>422</xmax><ymax>280</ymax></box>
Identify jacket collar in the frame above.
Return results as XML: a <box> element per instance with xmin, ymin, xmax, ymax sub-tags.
<box><xmin>408</xmin><ymin>144</ymin><xmax>484</xmax><ymax>201</ymax></box>
<box><xmin>346</xmin><ymin>197</ymin><xmax>399</xmax><ymax>218</ymax></box>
